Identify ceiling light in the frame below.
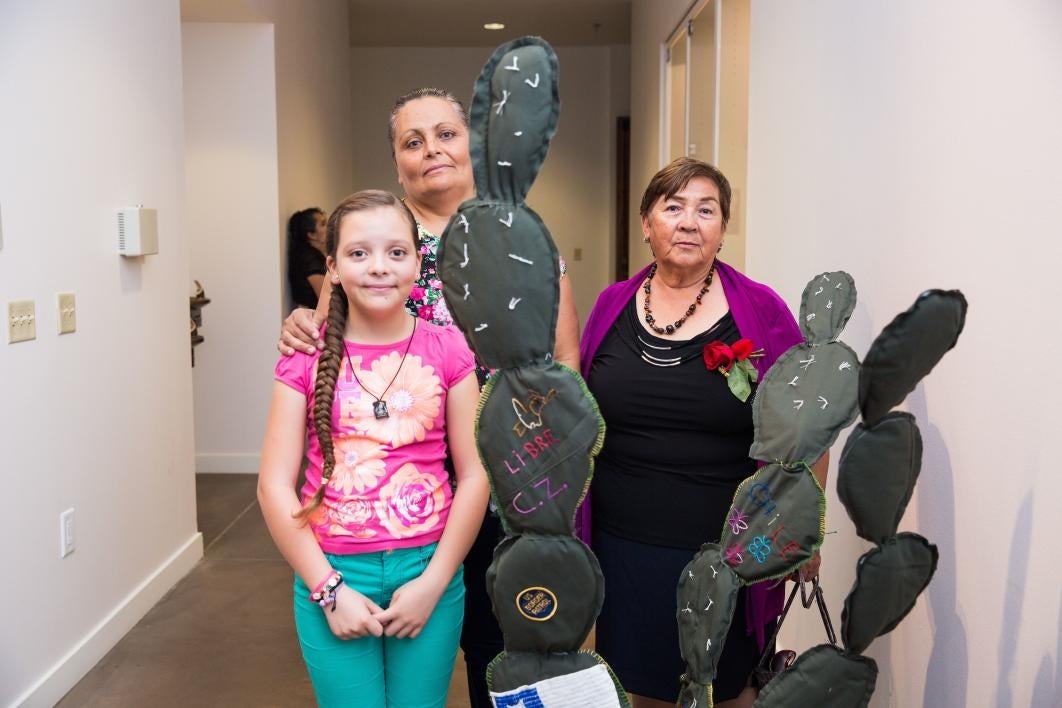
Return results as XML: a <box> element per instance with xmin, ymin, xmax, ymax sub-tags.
<box><xmin>484</xmin><ymin>22</ymin><xmax>505</xmax><ymax>31</ymax></box>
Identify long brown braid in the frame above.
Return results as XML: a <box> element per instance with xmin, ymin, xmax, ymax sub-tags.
<box><xmin>294</xmin><ymin>190</ymin><xmax>419</xmax><ymax>520</ymax></box>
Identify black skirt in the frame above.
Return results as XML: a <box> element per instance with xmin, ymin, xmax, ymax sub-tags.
<box><xmin>593</xmin><ymin>528</ymin><xmax>772</xmax><ymax>703</ymax></box>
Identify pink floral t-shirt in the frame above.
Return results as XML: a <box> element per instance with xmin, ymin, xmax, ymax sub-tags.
<box><xmin>275</xmin><ymin>321</ymin><xmax>475</xmax><ymax>554</ymax></box>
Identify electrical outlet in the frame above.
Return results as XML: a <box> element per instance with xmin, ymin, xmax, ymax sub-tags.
<box><xmin>57</xmin><ymin>292</ymin><xmax>76</xmax><ymax>334</ymax></box>
<box><xmin>60</xmin><ymin>508</ymin><xmax>76</xmax><ymax>558</ymax></box>
<box><xmin>7</xmin><ymin>299</ymin><xmax>36</xmax><ymax>343</ymax></box>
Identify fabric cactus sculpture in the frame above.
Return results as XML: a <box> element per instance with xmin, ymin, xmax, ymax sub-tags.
<box><xmin>438</xmin><ymin>37</ymin><xmax>629</xmax><ymax>708</ymax></box>
<box><xmin>675</xmin><ymin>272</ymin><xmax>966</xmax><ymax>708</ymax></box>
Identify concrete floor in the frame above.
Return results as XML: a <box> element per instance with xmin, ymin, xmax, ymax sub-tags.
<box><xmin>58</xmin><ymin>474</ymin><xmax>471</xmax><ymax>707</ymax></box>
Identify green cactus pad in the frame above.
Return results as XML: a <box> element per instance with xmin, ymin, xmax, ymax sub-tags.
<box><xmin>676</xmin><ymin>544</ymin><xmax>741</xmax><ymax>689</ymax></box>
<box><xmin>486</xmin><ymin>534</ymin><xmax>603</xmax><ymax>653</ymax></box>
<box><xmin>841</xmin><ymin>532</ymin><xmax>938</xmax><ymax>654</ymax></box>
<box><xmin>469</xmin><ymin>37</ymin><xmax>559</xmax><ymax>203</ymax></box>
<box><xmin>799</xmin><ymin>271</ymin><xmax>857</xmax><ymax>345</ymax></box>
<box><xmin>859</xmin><ymin>289</ymin><xmax>968</xmax><ymax>426</ymax></box>
<box><xmin>487</xmin><ymin>650</ymin><xmax>630</xmax><ymax>707</ymax></box>
<box><xmin>678</xmin><ymin>680</ymin><xmax>713</xmax><ymax>708</ymax></box>
<box><xmin>475</xmin><ymin>364</ymin><xmax>604</xmax><ymax>536</ymax></box>
<box><xmin>837</xmin><ymin>412</ymin><xmax>923</xmax><ymax>543</ymax></box>
<box><xmin>752</xmin><ymin>644</ymin><xmax>878</xmax><ymax>708</ymax></box>
<box><xmin>719</xmin><ymin>463</ymin><xmax>825</xmax><ymax>583</ymax></box>
<box><xmin>439</xmin><ymin>203</ymin><xmax>559</xmax><ymax>369</ymax></box>
<box><xmin>749</xmin><ymin>341</ymin><xmax>861</xmax><ymax>465</ymax></box>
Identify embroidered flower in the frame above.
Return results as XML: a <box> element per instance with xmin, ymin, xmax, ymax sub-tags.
<box><xmin>374</xmin><ymin>462</ymin><xmax>445</xmax><ymax>538</ymax></box>
<box><xmin>705</xmin><ymin>338</ymin><xmax>764</xmax><ymax>403</ymax></box>
<box><xmin>329</xmin><ymin>435</ymin><xmax>387</xmax><ymax>494</ymax></box>
<box><xmin>355</xmin><ymin>353</ymin><xmax>442</xmax><ymax>446</ymax></box>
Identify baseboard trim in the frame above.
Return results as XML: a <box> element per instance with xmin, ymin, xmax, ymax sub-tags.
<box><xmin>14</xmin><ymin>533</ymin><xmax>204</xmax><ymax>708</ymax></box>
<box><xmin>196</xmin><ymin>453</ymin><xmax>260</xmax><ymax>474</ymax></box>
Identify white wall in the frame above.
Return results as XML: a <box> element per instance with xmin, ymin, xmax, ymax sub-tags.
<box><xmin>746</xmin><ymin>3</ymin><xmax>1062</xmax><ymax>706</ymax></box>
<box><xmin>183</xmin><ymin>23</ymin><xmax>280</xmax><ymax>475</ymax></box>
<box><xmin>0</xmin><ymin>2</ymin><xmax>201</xmax><ymax>705</ymax></box>
<box><xmin>180</xmin><ymin>0</ymin><xmax>353</xmax><ymax>471</ymax></box>
<box><xmin>348</xmin><ymin>44</ymin><xmax>630</xmax><ymax>327</ymax></box>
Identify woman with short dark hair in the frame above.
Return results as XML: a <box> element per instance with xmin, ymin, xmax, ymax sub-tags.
<box><xmin>581</xmin><ymin>157</ymin><xmax>827</xmax><ymax>708</ymax></box>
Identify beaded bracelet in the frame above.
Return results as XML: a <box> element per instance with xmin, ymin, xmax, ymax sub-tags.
<box><xmin>310</xmin><ymin>570</ymin><xmax>343</xmax><ymax>611</ymax></box>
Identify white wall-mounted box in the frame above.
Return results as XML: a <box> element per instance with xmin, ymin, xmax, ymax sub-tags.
<box><xmin>117</xmin><ymin>207</ymin><xmax>158</xmax><ymax>256</ymax></box>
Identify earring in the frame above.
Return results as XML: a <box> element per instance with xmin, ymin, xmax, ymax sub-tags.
<box><xmin>643</xmin><ymin>236</ymin><xmax>650</xmax><ymax>243</ymax></box>
<box><xmin>331</xmin><ymin>274</ymin><xmax>340</xmax><ymax>284</ymax></box>
<box><xmin>717</xmin><ymin>243</ymin><xmax>724</xmax><ymax>253</ymax></box>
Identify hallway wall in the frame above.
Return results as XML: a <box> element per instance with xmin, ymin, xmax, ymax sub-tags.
<box><xmin>746</xmin><ymin>2</ymin><xmax>1062</xmax><ymax>706</ymax></box>
<box><xmin>348</xmin><ymin>44</ymin><xmax>631</xmax><ymax>328</ymax></box>
<box><xmin>183</xmin><ymin>23</ymin><xmax>281</xmax><ymax>477</ymax></box>
<box><xmin>179</xmin><ymin>0</ymin><xmax>354</xmax><ymax>473</ymax></box>
<box><xmin>0</xmin><ymin>2</ymin><xmax>200</xmax><ymax>705</ymax></box>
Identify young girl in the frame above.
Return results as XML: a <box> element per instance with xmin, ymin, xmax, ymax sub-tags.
<box><xmin>258</xmin><ymin>190</ymin><xmax>489</xmax><ymax>708</ymax></box>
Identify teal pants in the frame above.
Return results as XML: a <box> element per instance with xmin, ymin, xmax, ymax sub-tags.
<box><xmin>293</xmin><ymin>544</ymin><xmax>465</xmax><ymax>708</ymax></box>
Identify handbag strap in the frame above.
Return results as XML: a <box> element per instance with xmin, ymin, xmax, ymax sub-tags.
<box><xmin>755</xmin><ymin>576</ymin><xmax>837</xmax><ymax>671</ymax></box>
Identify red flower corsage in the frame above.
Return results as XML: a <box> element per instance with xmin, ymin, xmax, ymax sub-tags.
<box><xmin>703</xmin><ymin>338</ymin><xmax>764</xmax><ymax>402</ymax></box>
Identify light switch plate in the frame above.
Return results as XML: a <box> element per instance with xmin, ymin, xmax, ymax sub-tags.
<box><xmin>57</xmin><ymin>292</ymin><xmax>76</xmax><ymax>334</ymax></box>
<box><xmin>7</xmin><ymin>300</ymin><xmax>36</xmax><ymax>343</ymax></box>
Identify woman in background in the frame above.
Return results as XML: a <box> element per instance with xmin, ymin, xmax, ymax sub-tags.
<box><xmin>287</xmin><ymin>207</ymin><xmax>329</xmax><ymax>308</ymax></box>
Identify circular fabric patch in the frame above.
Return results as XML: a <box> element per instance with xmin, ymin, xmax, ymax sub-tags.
<box><xmin>486</xmin><ymin>535</ymin><xmax>603</xmax><ymax>652</ymax></box>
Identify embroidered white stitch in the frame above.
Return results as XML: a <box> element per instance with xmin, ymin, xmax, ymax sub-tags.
<box><xmin>705</xmin><ymin>639</ymin><xmax>712</xmax><ymax>652</ymax></box>
<box><xmin>509</xmin><ymin>297</ymin><xmax>521</xmax><ymax>310</ymax></box>
<box><xmin>691</xmin><ymin>698</ymin><xmax>698</xmax><ymax>708</ymax></box>
<box><xmin>524</xmin><ymin>73</ymin><xmax>540</xmax><ymax>88</ymax></box>
<box><xmin>818</xmin><ymin>396</ymin><xmax>829</xmax><ymax>409</ymax></box>
<box><xmin>814</xmin><ymin>286</ymin><xmax>824</xmax><ymax>296</ymax></box>
<box><xmin>475</xmin><ymin>323</ymin><xmax>488</xmax><ymax>332</ymax></box>
<box><xmin>499</xmin><ymin>212</ymin><xmax>514</xmax><ymax>227</ymax></box>
<box><xmin>494</xmin><ymin>89</ymin><xmax>510</xmax><ymax>115</ymax></box>
<box><xmin>504</xmin><ymin>55</ymin><xmax>519</xmax><ymax>71</ymax></box>
<box><xmin>508</xmin><ymin>254</ymin><xmax>534</xmax><ymax>265</ymax></box>
<box><xmin>839</xmin><ymin>361</ymin><xmax>852</xmax><ymax>371</ymax></box>
<box><xmin>497</xmin><ymin>160</ymin><xmax>513</xmax><ymax>167</ymax></box>
<box><xmin>806</xmin><ymin>313</ymin><xmax>817</xmax><ymax>322</ymax></box>
<box><xmin>835</xmin><ymin>282</ymin><xmax>843</xmax><ymax>289</ymax></box>
<box><xmin>826</xmin><ymin>299</ymin><xmax>834</xmax><ymax>310</ymax></box>
<box><xmin>710</xmin><ymin>564</ymin><xmax>718</xmax><ymax>578</ymax></box>
<box><xmin>768</xmin><ymin>514</ymin><xmax>780</xmax><ymax>526</ymax></box>
<box><xmin>459</xmin><ymin>243</ymin><xmax>470</xmax><ymax>268</ymax></box>
<box><xmin>463</xmin><ymin>283</ymin><xmax>471</xmax><ymax>300</ymax></box>
<box><xmin>704</xmin><ymin>597</ymin><xmax>714</xmax><ymax>612</ymax></box>
<box><xmin>788</xmin><ymin>376</ymin><xmax>800</xmax><ymax>387</ymax></box>
<box><xmin>793</xmin><ymin>399</ymin><xmax>805</xmax><ymax>410</ymax></box>
<box><xmin>681</xmin><ymin>602</ymin><xmax>693</xmax><ymax>614</ymax></box>
<box><xmin>820</xmin><ymin>274</ymin><xmax>831</xmax><ymax>282</ymax></box>
<box><xmin>799</xmin><ymin>355</ymin><xmax>816</xmax><ymax>370</ymax></box>
<box><xmin>688</xmin><ymin>570</ymin><xmax>695</xmax><ymax>580</ymax></box>
<box><xmin>457</xmin><ymin>213</ymin><xmax>470</xmax><ymax>233</ymax></box>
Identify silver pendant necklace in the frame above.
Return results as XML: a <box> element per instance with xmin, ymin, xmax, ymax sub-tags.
<box><xmin>344</xmin><ymin>317</ymin><xmax>418</xmax><ymax>419</ymax></box>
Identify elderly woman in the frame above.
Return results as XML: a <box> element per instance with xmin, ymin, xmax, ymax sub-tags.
<box><xmin>278</xmin><ymin>88</ymin><xmax>580</xmax><ymax>708</ymax></box>
<box><xmin>580</xmin><ymin>157</ymin><xmax>825</xmax><ymax>708</ymax></box>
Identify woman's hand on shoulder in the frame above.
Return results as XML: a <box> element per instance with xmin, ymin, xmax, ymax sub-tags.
<box><xmin>278</xmin><ymin>308</ymin><xmax>324</xmax><ymax>356</ymax></box>
<box><xmin>372</xmin><ymin>573</ymin><xmax>447</xmax><ymax>639</ymax></box>
<box><xmin>323</xmin><ymin>584</ymin><xmax>385</xmax><ymax>640</ymax></box>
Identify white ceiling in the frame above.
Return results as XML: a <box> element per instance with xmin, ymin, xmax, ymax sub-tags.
<box><xmin>347</xmin><ymin>0</ymin><xmax>631</xmax><ymax>47</ymax></box>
